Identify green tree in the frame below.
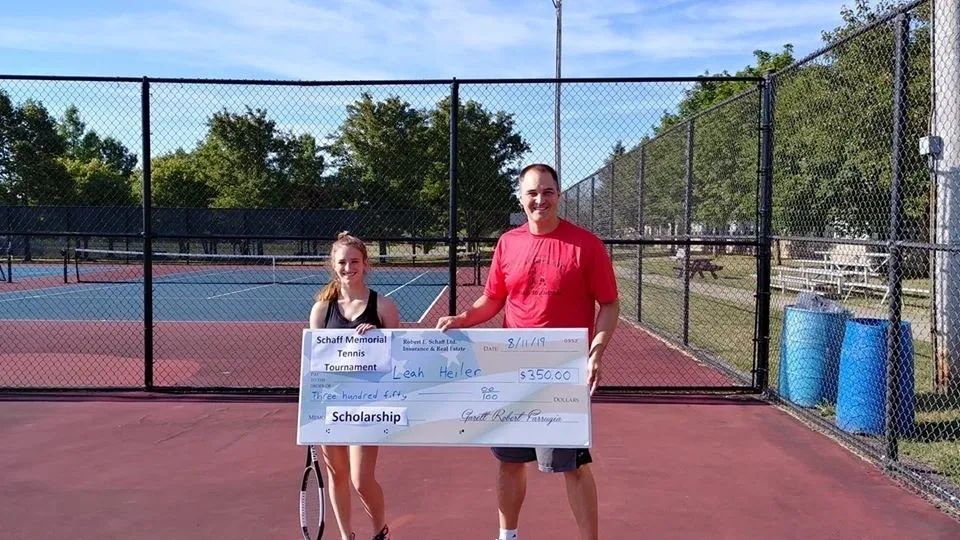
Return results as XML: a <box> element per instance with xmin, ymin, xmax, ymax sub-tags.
<box><xmin>193</xmin><ymin>107</ymin><xmax>325</xmax><ymax>209</ymax></box>
<box><xmin>150</xmin><ymin>149</ymin><xmax>215</xmax><ymax>208</ymax></box>
<box><xmin>5</xmin><ymin>97</ymin><xmax>74</xmax><ymax>205</ymax></box>
<box><xmin>0</xmin><ymin>90</ymin><xmax>15</xmax><ymax>204</ymax></box>
<box><xmin>425</xmin><ymin>98</ymin><xmax>529</xmax><ymax>240</ymax></box>
<box><xmin>60</xmin><ymin>158</ymin><xmax>136</xmax><ymax>206</ymax></box>
<box><xmin>325</xmin><ymin>94</ymin><xmax>430</xmax><ymax>236</ymax></box>
<box><xmin>56</xmin><ymin>105</ymin><xmax>139</xmax><ymax>207</ymax></box>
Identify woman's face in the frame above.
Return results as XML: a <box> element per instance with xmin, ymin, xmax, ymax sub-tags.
<box><xmin>332</xmin><ymin>245</ymin><xmax>366</xmax><ymax>286</ymax></box>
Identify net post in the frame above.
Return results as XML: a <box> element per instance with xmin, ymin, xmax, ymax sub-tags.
<box><xmin>141</xmin><ymin>76</ymin><xmax>154</xmax><ymax>390</ymax></box>
<box><xmin>448</xmin><ymin>78</ymin><xmax>459</xmax><ymax>316</ymax></box>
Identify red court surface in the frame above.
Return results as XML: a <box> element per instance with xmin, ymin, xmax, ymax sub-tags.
<box><xmin>2</xmin><ymin>393</ymin><xmax>959</xmax><ymax>539</ymax></box>
<box><xmin>3</xmin><ymin>280</ymin><xmax>959</xmax><ymax>538</ymax></box>
<box><xmin>0</xmin><ymin>285</ymin><xmax>732</xmax><ymax>389</ymax></box>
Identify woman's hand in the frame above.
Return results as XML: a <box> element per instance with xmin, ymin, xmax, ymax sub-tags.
<box><xmin>355</xmin><ymin>323</ymin><xmax>378</xmax><ymax>335</ymax></box>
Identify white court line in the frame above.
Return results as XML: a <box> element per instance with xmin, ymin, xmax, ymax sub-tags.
<box><xmin>204</xmin><ymin>274</ymin><xmax>323</xmax><ymax>300</ymax></box>
<box><xmin>383</xmin><ymin>271</ymin><xmax>430</xmax><ymax>297</ymax></box>
<box><xmin>418</xmin><ymin>285</ymin><xmax>449</xmax><ymax>323</ymax></box>
<box><xmin>0</xmin><ymin>283</ymin><xmax>132</xmax><ymax>304</ymax></box>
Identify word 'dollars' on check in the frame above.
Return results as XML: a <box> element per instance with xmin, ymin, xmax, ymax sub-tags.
<box><xmin>296</xmin><ymin>328</ymin><xmax>591</xmax><ymax>448</ymax></box>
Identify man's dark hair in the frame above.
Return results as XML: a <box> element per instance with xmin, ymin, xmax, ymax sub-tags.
<box><xmin>519</xmin><ymin>163</ymin><xmax>560</xmax><ymax>190</ymax></box>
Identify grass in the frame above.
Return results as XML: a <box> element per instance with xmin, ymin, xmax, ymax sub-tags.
<box><xmin>612</xmin><ymin>257</ymin><xmax>960</xmax><ymax>490</ymax></box>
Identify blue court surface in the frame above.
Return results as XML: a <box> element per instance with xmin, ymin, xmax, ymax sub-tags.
<box><xmin>0</xmin><ymin>269</ymin><xmax>448</xmax><ymax>323</ymax></box>
<box><xmin>5</xmin><ymin>263</ymin><xmax>77</xmax><ymax>279</ymax></box>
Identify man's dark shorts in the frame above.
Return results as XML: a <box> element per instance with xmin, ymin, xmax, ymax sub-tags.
<box><xmin>491</xmin><ymin>447</ymin><xmax>592</xmax><ymax>473</ymax></box>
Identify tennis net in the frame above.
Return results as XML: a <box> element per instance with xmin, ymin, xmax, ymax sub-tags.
<box><xmin>69</xmin><ymin>248</ymin><xmax>481</xmax><ymax>286</ymax></box>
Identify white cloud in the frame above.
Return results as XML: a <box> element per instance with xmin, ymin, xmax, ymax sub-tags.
<box><xmin>0</xmin><ymin>0</ymin><xmax>851</xmax><ymax>80</ymax></box>
<box><xmin>0</xmin><ymin>0</ymin><xmax>858</xmax><ymax>187</ymax></box>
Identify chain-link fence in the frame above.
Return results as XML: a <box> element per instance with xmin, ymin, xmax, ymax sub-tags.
<box><xmin>763</xmin><ymin>0</ymin><xmax>960</xmax><ymax>512</ymax></box>
<box><xmin>561</xmin><ymin>86</ymin><xmax>764</xmax><ymax>391</ymax></box>
<box><xmin>2</xmin><ymin>0</ymin><xmax>960</xmax><ymax>513</ymax></box>
<box><xmin>0</xmin><ymin>75</ymin><xmax>765</xmax><ymax>395</ymax></box>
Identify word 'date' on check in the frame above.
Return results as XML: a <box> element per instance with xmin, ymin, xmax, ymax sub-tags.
<box><xmin>296</xmin><ymin>328</ymin><xmax>591</xmax><ymax>448</ymax></box>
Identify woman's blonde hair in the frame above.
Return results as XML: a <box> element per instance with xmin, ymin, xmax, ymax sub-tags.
<box><xmin>315</xmin><ymin>231</ymin><xmax>368</xmax><ymax>302</ymax></box>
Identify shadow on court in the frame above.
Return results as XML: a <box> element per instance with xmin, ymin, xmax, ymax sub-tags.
<box><xmin>2</xmin><ymin>281</ymin><xmax>959</xmax><ymax>537</ymax></box>
<box><xmin>2</xmin><ymin>396</ymin><xmax>958</xmax><ymax>539</ymax></box>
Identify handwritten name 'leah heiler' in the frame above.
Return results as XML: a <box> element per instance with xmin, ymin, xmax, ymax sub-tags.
<box><xmin>460</xmin><ymin>408</ymin><xmax>562</xmax><ymax>425</ymax></box>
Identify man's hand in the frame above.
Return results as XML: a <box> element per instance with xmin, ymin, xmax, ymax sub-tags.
<box><xmin>586</xmin><ymin>349</ymin><xmax>603</xmax><ymax>395</ymax></box>
<box><xmin>436</xmin><ymin>314</ymin><xmax>464</xmax><ymax>332</ymax></box>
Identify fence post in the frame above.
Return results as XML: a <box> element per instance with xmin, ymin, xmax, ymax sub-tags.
<box><xmin>636</xmin><ymin>146</ymin><xmax>646</xmax><ymax>323</ymax></box>
<box><xmin>756</xmin><ymin>71</ymin><xmax>776</xmax><ymax>393</ymax></box>
<box><xmin>609</xmin><ymin>161</ymin><xmax>615</xmax><ymax>258</ymax></box>
<box><xmin>141</xmin><ymin>77</ymin><xmax>153</xmax><ymax>390</ymax></box>
<box><xmin>590</xmin><ymin>175</ymin><xmax>595</xmax><ymax>232</ymax></box>
<box><xmin>575</xmin><ymin>183</ymin><xmax>580</xmax><ymax>224</ymax></box>
<box><xmin>885</xmin><ymin>12</ymin><xmax>911</xmax><ymax>464</ymax></box>
<box><xmin>448</xmin><ymin>78</ymin><xmax>459</xmax><ymax>316</ymax></box>
<box><xmin>682</xmin><ymin>120</ymin><xmax>694</xmax><ymax>346</ymax></box>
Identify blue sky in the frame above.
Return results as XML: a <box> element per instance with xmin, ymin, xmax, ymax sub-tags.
<box><xmin>0</xmin><ymin>0</ymin><xmax>871</xmax><ymax>188</ymax></box>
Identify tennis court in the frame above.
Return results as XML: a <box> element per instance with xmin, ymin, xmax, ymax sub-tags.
<box><xmin>3</xmin><ymin>393</ymin><xmax>959</xmax><ymax>539</ymax></box>
<box><xmin>0</xmin><ymin>249</ymin><xmax>458</xmax><ymax>323</ymax></box>
<box><xmin>2</xmin><ymin>249</ymin><xmax>959</xmax><ymax>537</ymax></box>
<box><xmin>0</xmin><ymin>249</ymin><xmax>473</xmax><ymax>389</ymax></box>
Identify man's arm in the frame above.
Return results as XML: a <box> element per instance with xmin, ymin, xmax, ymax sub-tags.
<box><xmin>590</xmin><ymin>298</ymin><xmax>619</xmax><ymax>357</ymax></box>
<box><xmin>586</xmin><ymin>298</ymin><xmax>619</xmax><ymax>393</ymax></box>
<box><xmin>436</xmin><ymin>294</ymin><xmax>505</xmax><ymax>330</ymax></box>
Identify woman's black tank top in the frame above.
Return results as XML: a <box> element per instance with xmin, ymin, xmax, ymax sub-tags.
<box><xmin>323</xmin><ymin>289</ymin><xmax>383</xmax><ymax>329</ymax></box>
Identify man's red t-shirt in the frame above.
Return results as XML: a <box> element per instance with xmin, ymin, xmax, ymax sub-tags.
<box><xmin>483</xmin><ymin>219</ymin><xmax>618</xmax><ymax>340</ymax></box>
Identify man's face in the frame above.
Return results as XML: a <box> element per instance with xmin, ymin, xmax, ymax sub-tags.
<box><xmin>519</xmin><ymin>168</ymin><xmax>560</xmax><ymax>224</ymax></box>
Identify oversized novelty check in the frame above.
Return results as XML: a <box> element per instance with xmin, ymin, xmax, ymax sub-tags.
<box><xmin>296</xmin><ymin>328</ymin><xmax>591</xmax><ymax>448</ymax></box>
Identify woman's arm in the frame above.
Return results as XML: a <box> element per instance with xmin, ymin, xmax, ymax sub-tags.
<box><xmin>377</xmin><ymin>295</ymin><xmax>401</xmax><ymax>329</ymax></box>
<box><xmin>308</xmin><ymin>301</ymin><xmax>328</xmax><ymax>329</ymax></box>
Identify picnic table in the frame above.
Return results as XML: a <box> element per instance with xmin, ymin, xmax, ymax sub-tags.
<box><xmin>675</xmin><ymin>257</ymin><xmax>723</xmax><ymax>279</ymax></box>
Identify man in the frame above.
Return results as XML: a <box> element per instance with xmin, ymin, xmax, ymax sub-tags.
<box><xmin>436</xmin><ymin>163</ymin><xmax>619</xmax><ymax>540</ymax></box>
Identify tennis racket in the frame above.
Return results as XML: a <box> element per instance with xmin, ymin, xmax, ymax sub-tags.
<box><xmin>299</xmin><ymin>445</ymin><xmax>325</xmax><ymax>539</ymax></box>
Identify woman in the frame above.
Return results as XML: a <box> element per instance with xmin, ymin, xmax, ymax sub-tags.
<box><xmin>308</xmin><ymin>231</ymin><xmax>399</xmax><ymax>540</ymax></box>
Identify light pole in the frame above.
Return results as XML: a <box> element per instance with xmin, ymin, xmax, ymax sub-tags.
<box><xmin>551</xmin><ymin>0</ymin><xmax>562</xmax><ymax>184</ymax></box>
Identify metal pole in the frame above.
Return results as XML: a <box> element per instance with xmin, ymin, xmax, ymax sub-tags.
<box><xmin>575</xmin><ymin>183</ymin><xmax>580</xmax><ymax>224</ymax></box>
<box><xmin>609</xmin><ymin>161</ymin><xmax>615</xmax><ymax>258</ymax></box>
<box><xmin>885</xmin><ymin>12</ymin><xmax>911</xmax><ymax>464</ymax></box>
<box><xmin>682</xmin><ymin>120</ymin><xmax>694</xmax><ymax>346</ymax></box>
<box><xmin>590</xmin><ymin>175</ymin><xmax>595</xmax><ymax>231</ymax></box>
<box><xmin>448</xmin><ymin>79</ymin><xmax>460</xmax><ymax>316</ymax></box>
<box><xmin>141</xmin><ymin>77</ymin><xmax>153</xmax><ymax>390</ymax></box>
<box><xmin>756</xmin><ymin>71</ymin><xmax>776</xmax><ymax>393</ymax></box>
<box><xmin>637</xmin><ymin>146</ymin><xmax>646</xmax><ymax>322</ymax></box>
<box><xmin>932</xmin><ymin>0</ymin><xmax>960</xmax><ymax>394</ymax></box>
<box><xmin>553</xmin><ymin>0</ymin><xmax>562</xmax><ymax>181</ymax></box>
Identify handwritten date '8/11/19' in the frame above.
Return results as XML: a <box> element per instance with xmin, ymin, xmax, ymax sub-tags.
<box><xmin>484</xmin><ymin>336</ymin><xmax>581</xmax><ymax>352</ymax></box>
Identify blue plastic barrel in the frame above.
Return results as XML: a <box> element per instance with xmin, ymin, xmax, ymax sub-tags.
<box><xmin>835</xmin><ymin>318</ymin><xmax>915</xmax><ymax>436</ymax></box>
<box><xmin>778</xmin><ymin>306</ymin><xmax>848</xmax><ymax>407</ymax></box>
